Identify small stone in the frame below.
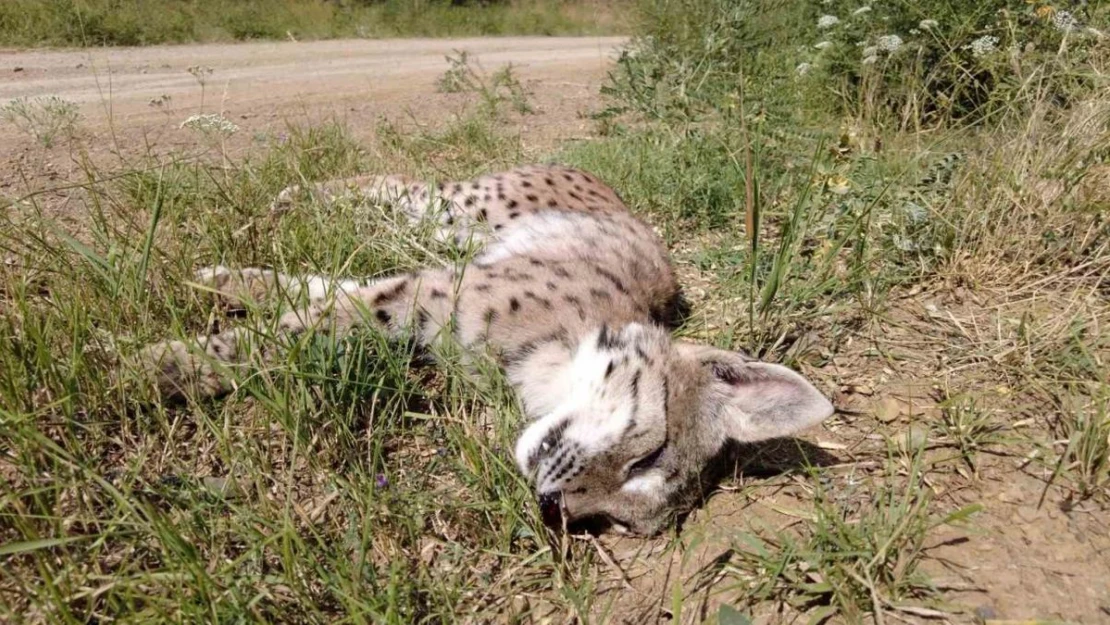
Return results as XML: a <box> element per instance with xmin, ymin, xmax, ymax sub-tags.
<box><xmin>13</xmin><ymin>66</ymin><xmax>24</xmax><ymax>72</ymax></box>
<box><xmin>901</xmin><ymin>424</ymin><xmax>929</xmax><ymax>450</ymax></box>
<box><xmin>874</xmin><ymin>397</ymin><xmax>902</xmax><ymax>423</ymax></box>
<box><xmin>201</xmin><ymin>476</ymin><xmax>244</xmax><ymax>499</ymax></box>
<box><xmin>974</xmin><ymin>604</ymin><xmax>998</xmax><ymax>621</ymax></box>
<box><xmin>848</xmin><ymin>384</ymin><xmax>874</xmax><ymax>396</ymax></box>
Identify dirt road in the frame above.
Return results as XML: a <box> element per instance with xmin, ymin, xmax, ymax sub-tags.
<box><xmin>0</xmin><ymin>37</ymin><xmax>624</xmax><ymax>164</ymax></box>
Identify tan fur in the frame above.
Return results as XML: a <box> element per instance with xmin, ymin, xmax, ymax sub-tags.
<box><xmin>135</xmin><ymin>165</ymin><xmax>834</xmax><ymax>535</ymax></box>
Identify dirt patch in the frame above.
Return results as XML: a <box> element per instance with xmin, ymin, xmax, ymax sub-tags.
<box><xmin>1</xmin><ymin>37</ymin><xmax>623</xmax><ymax>195</ymax></box>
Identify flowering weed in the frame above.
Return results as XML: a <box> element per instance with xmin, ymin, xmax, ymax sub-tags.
<box><xmin>1</xmin><ymin>95</ymin><xmax>81</xmax><ymax>148</ymax></box>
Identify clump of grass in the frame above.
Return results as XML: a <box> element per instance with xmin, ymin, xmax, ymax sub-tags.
<box><xmin>711</xmin><ymin>458</ymin><xmax>980</xmax><ymax>621</ymax></box>
<box><xmin>933</xmin><ymin>394</ymin><xmax>1009</xmax><ymax>474</ymax></box>
<box><xmin>1049</xmin><ymin>388</ymin><xmax>1110</xmax><ymax>504</ymax></box>
<box><xmin>1</xmin><ymin>96</ymin><xmax>81</xmax><ymax>148</ymax></box>
<box><xmin>376</xmin><ymin>109</ymin><xmax>523</xmax><ymax>179</ymax></box>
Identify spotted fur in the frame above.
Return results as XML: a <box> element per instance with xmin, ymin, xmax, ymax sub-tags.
<box><xmin>135</xmin><ymin>164</ymin><xmax>834</xmax><ymax>535</ymax></box>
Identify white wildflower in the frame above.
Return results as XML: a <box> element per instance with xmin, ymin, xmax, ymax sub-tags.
<box><xmin>815</xmin><ymin>41</ymin><xmax>834</xmax><ymax>50</ymax></box>
<box><xmin>919</xmin><ymin>19</ymin><xmax>939</xmax><ymax>30</ymax></box>
<box><xmin>853</xmin><ymin>6</ymin><xmax>872</xmax><ymax>16</ymax></box>
<box><xmin>180</xmin><ymin>113</ymin><xmax>239</xmax><ymax>135</ymax></box>
<box><xmin>796</xmin><ymin>62</ymin><xmax>813</xmax><ymax>76</ymax></box>
<box><xmin>877</xmin><ymin>34</ymin><xmax>904</xmax><ymax>53</ymax></box>
<box><xmin>967</xmin><ymin>35</ymin><xmax>998</xmax><ymax>58</ymax></box>
<box><xmin>892</xmin><ymin>234</ymin><xmax>919</xmax><ymax>252</ymax></box>
<box><xmin>910</xmin><ymin>28</ymin><xmax>920</xmax><ymax>35</ymax></box>
<box><xmin>1053</xmin><ymin>10</ymin><xmax>1078</xmax><ymax>33</ymax></box>
<box><xmin>862</xmin><ymin>45</ymin><xmax>878</xmax><ymax>57</ymax></box>
<box><xmin>862</xmin><ymin>55</ymin><xmax>878</xmax><ymax>65</ymax></box>
<box><xmin>902</xmin><ymin>202</ymin><xmax>928</xmax><ymax>223</ymax></box>
<box><xmin>818</xmin><ymin>15</ymin><xmax>840</xmax><ymax>29</ymax></box>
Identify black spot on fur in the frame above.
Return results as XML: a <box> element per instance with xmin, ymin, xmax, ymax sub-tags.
<box><xmin>545</xmin><ymin>177</ymin><xmax>555</xmax><ymax>186</ymax></box>
<box><xmin>553</xmin><ymin>266</ymin><xmax>570</xmax><ymax>278</ymax></box>
<box><xmin>523</xmin><ymin>290</ymin><xmax>552</xmax><ymax>309</ymax></box>
<box><xmin>547</xmin><ymin>198</ymin><xmax>558</xmax><ymax>207</ymax></box>
<box><xmin>529</xmin><ymin>258</ymin><xmax>544</xmax><ymax>267</ymax></box>
<box><xmin>662</xmin><ymin>377</ymin><xmax>670</xmax><ymax>422</ymax></box>
<box><xmin>521</xmin><ymin>180</ymin><xmax>532</xmax><ymax>188</ymax></box>
<box><xmin>430</xmin><ymin>288</ymin><xmax>447</xmax><ymax>299</ymax></box>
<box><xmin>525</xmin><ymin>194</ymin><xmax>538</xmax><ymax>202</ymax></box>
<box><xmin>475</xmin><ymin>283</ymin><xmax>491</xmax><ymax>292</ymax></box>
<box><xmin>526</xmin><ymin>417</ymin><xmax>569</xmax><ymax>471</ymax></box>
<box><xmin>510</xmin><ymin>297</ymin><xmax>521</xmax><ymax>313</ymax></box>
<box><xmin>597</xmin><ymin>325</ymin><xmax>623</xmax><ymax>350</ymax></box>
<box><xmin>563</xmin><ymin>294</ymin><xmax>586</xmax><ymax>320</ymax></box>
<box><xmin>595</xmin><ymin>267</ymin><xmax>630</xmax><ymax>294</ymax></box>
<box><xmin>507</xmin><ymin>199</ymin><xmax>519</xmax><ymax>209</ymax></box>
<box><xmin>478</xmin><ymin>208</ymin><xmax>488</xmax><ymax>221</ymax></box>
<box><xmin>590</xmin><ymin>288</ymin><xmax>611</xmax><ymax>301</ymax></box>
<box><xmin>452</xmin><ymin>183</ymin><xmax>462</xmax><ymax>193</ymax></box>
<box><xmin>503</xmin><ymin>328</ymin><xmax>570</xmax><ymax>368</ymax></box>
<box><xmin>471</xmin><ymin>182</ymin><xmax>480</xmax><ymax>190</ymax></box>
<box><xmin>416</xmin><ymin>309</ymin><xmax>429</xmax><ymax>333</ymax></box>
<box><xmin>545</xmin><ymin>281</ymin><xmax>558</xmax><ymax>291</ymax></box>
<box><xmin>373</xmin><ymin>280</ymin><xmax>408</xmax><ymax>305</ymax></box>
<box><xmin>509</xmin><ymin>212</ymin><xmax>520</xmax><ymax>219</ymax></box>
<box><xmin>569</xmin><ymin>191</ymin><xmax>582</xmax><ymax>202</ymax></box>
<box><xmin>375</xmin><ymin>309</ymin><xmax>391</xmax><ymax>324</ymax></box>
<box><xmin>464</xmin><ymin>196</ymin><xmax>475</xmax><ymax>207</ymax></box>
<box><xmin>604</xmin><ymin>360</ymin><xmax>616</xmax><ymax>379</ymax></box>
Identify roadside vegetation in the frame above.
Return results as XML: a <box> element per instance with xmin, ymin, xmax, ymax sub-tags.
<box><xmin>0</xmin><ymin>0</ymin><xmax>627</xmax><ymax>47</ymax></box>
<box><xmin>2</xmin><ymin>0</ymin><xmax>1108</xmax><ymax>622</ymax></box>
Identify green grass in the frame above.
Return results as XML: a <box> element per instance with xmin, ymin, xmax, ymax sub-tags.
<box><xmin>2</xmin><ymin>0</ymin><xmax>1110</xmax><ymax>622</ymax></box>
<box><xmin>0</xmin><ymin>0</ymin><xmax>628</xmax><ymax>47</ymax></box>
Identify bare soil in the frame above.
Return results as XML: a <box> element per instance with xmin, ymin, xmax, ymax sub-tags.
<box><xmin>0</xmin><ymin>37</ymin><xmax>623</xmax><ymax>192</ymax></box>
<box><xmin>2</xmin><ymin>37</ymin><xmax>1108</xmax><ymax>623</ymax></box>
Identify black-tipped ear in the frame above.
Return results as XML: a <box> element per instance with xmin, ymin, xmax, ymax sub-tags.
<box><xmin>690</xmin><ymin>347</ymin><xmax>834</xmax><ymax>442</ymax></box>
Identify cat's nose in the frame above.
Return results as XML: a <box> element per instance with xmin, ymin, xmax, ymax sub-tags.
<box><xmin>538</xmin><ymin>492</ymin><xmax>563</xmax><ymax>529</ymax></box>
